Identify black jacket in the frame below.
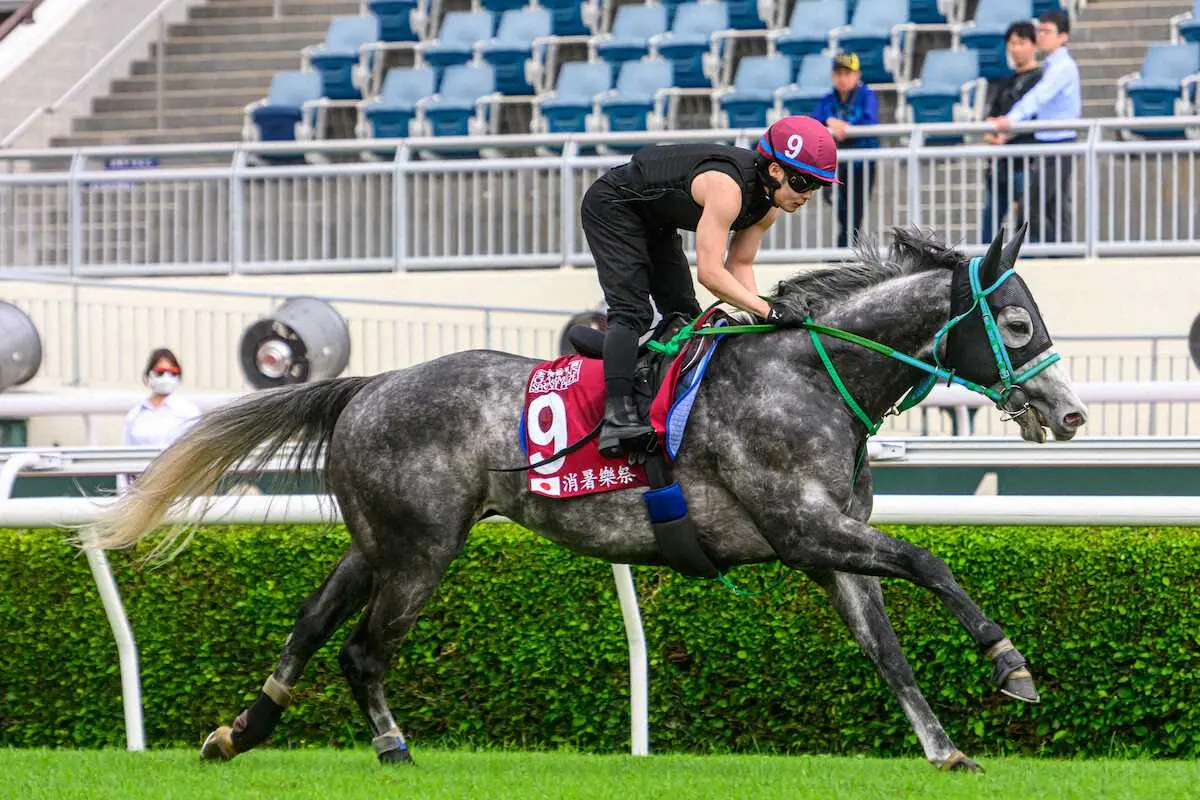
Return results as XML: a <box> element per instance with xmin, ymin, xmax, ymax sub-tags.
<box><xmin>987</xmin><ymin>67</ymin><xmax>1044</xmax><ymax>145</ymax></box>
<box><xmin>598</xmin><ymin>144</ymin><xmax>774</xmax><ymax>232</ymax></box>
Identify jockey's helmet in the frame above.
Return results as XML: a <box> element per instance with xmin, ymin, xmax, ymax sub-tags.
<box><xmin>755</xmin><ymin>115</ymin><xmax>840</xmax><ymax>193</ymax></box>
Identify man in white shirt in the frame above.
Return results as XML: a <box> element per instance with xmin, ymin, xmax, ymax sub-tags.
<box><xmin>988</xmin><ymin>10</ymin><xmax>1082</xmax><ymax>245</ymax></box>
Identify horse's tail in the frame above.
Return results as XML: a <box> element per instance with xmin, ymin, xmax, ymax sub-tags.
<box><xmin>84</xmin><ymin>376</ymin><xmax>374</xmax><ymax>559</ymax></box>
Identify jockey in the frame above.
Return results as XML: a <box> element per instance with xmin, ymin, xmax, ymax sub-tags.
<box><xmin>582</xmin><ymin>115</ymin><xmax>839</xmax><ymax>458</ymax></box>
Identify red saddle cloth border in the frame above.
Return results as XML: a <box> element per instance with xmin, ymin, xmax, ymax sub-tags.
<box><xmin>522</xmin><ymin>308</ymin><xmax>723</xmax><ymax>499</ymax></box>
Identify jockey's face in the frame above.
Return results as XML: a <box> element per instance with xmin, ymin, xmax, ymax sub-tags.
<box><xmin>768</xmin><ymin>162</ymin><xmax>816</xmax><ymax>212</ymax></box>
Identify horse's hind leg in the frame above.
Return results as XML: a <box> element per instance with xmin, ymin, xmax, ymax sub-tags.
<box><xmin>339</xmin><ymin>528</ymin><xmax>465</xmax><ymax>765</ymax></box>
<box><xmin>806</xmin><ymin>569</ymin><xmax>981</xmax><ymax>773</ymax></box>
<box><xmin>201</xmin><ymin>548</ymin><xmax>372</xmax><ymax>761</ymax></box>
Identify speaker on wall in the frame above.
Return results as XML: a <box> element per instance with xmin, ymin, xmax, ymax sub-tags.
<box><xmin>239</xmin><ymin>297</ymin><xmax>351</xmax><ymax>389</ymax></box>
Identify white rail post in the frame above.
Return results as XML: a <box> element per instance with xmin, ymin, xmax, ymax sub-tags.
<box><xmin>0</xmin><ymin>453</ymin><xmax>146</xmax><ymax>752</ymax></box>
<box><xmin>611</xmin><ymin>564</ymin><xmax>649</xmax><ymax>756</ymax></box>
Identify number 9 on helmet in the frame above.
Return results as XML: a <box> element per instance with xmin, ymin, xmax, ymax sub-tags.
<box><xmin>755</xmin><ymin>115</ymin><xmax>840</xmax><ymax>193</ymax></box>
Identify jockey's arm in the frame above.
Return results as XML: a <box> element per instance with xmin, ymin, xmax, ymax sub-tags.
<box><xmin>691</xmin><ymin>172</ymin><xmax>772</xmax><ymax>319</ymax></box>
<box><xmin>725</xmin><ymin>207</ymin><xmax>778</xmax><ymax>298</ymax></box>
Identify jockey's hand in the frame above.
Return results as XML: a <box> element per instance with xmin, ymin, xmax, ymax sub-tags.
<box><xmin>764</xmin><ymin>300</ymin><xmax>809</xmax><ymax>328</ymax></box>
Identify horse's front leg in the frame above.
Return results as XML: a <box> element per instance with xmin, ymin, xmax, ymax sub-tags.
<box><xmin>805</xmin><ymin>568</ymin><xmax>981</xmax><ymax>771</ymax></box>
<box><xmin>757</xmin><ymin>487</ymin><xmax>1038</xmax><ymax>704</ymax></box>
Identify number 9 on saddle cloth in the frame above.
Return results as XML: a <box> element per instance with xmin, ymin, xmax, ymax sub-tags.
<box><xmin>520</xmin><ymin>309</ymin><xmax>731</xmax><ymax>578</ymax></box>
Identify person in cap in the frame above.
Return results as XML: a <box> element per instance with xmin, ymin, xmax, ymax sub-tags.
<box><xmin>812</xmin><ymin>52</ymin><xmax>880</xmax><ymax>248</ymax></box>
<box><xmin>580</xmin><ymin>115</ymin><xmax>839</xmax><ymax>458</ymax></box>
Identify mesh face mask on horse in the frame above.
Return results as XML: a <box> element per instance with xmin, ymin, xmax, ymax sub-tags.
<box><xmin>83</xmin><ymin>225</ymin><xmax>1086</xmax><ymax>774</ymax></box>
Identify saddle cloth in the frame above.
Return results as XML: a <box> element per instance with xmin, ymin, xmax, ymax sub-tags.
<box><xmin>519</xmin><ymin>309</ymin><xmax>732</xmax><ymax>499</ymax></box>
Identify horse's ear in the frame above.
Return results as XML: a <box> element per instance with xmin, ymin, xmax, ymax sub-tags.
<box><xmin>978</xmin><ymin>228</ymin><xmax>1006</xmax><ymax>286</ymax></box>
<box><xmin>1001</xmin><ymin>221</ymin><xmax>1028</xmax><ymax>269</ymax></box>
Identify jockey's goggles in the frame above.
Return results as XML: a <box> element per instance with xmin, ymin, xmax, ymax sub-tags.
<box><xmin>785</xmin><ymin>169</ymin><xmax>829</xmax><ymax>194</ymax></box>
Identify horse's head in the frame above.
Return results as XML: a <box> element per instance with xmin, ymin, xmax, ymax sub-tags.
<box><xmin>943</xmin><ymin>225</ymin><xmax>1087</xmax><ymax>442</ymax></box>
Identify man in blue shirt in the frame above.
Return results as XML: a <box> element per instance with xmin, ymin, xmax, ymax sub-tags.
<box><xmin>812</xmin><ymin>52</ymin><xmax>880</xmax><ymax>249</ymax></box>
<box><xmin>989</xmin><ymin>10</ymin><xmax>1082</xmax><ymax>244</ymax></box>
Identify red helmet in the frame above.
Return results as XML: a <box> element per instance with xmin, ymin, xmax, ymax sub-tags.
<box><xmin>755</xmin><ymin>115</ymin><xmax>839</xmax><ymax>190</ymax></box>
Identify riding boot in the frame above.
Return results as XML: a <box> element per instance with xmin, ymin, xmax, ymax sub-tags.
<box><xmin>598</xmin><ymin>395</ymin><xmax>655</xmax><ymax>459</ymax></box>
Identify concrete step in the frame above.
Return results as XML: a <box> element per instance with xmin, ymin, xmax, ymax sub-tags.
<box><xmin>112</xmin><ymin>70</ymin><xmax>279</xmax><ymax>94</ymax></box>
<box><xmin>73</xmin><ymin>110</ymin><xmax>245</xmax><ymax>133</ymax></box>
<box><xmin>1078</xmin><ymin>0</ymin><xmax>1194</xmax><ymax>23</ymax></box>
<box><xmin>1082</xmin><ymin>77</ymin><xmax>1118</xmax><ymax>102</ymax></box>
<box><xmin>1071</xmin><ymin>18</ymin><xmax>1178</xmax><ymax>43</ymax></box>
<box><xmin>190</xmin><ymin>1</ymin><xmax>360</xmax><ymax>19</ymax></box>
<box><xmin>1074</xmin><ymin>57</ymin><xmax>1144</xmax><ymax>80</ymax></box>
<box><xmin>94</xmin><ymin>89</ymin><xmax>265</xmax><ymax>113</ymax></box>
<box><xmin>49</xmin><ymin>127</ymin><xmax>244</xmax><ymax>148</ymax></box>
<box><xmin>151</xmin><ymin>32</ymin><xmax>319</xmax><ymax>57</ymax></box>
<box><xmin>130</xmin><ymin>51</ymin><xmax>302</xmax><ymax>75</ymax></box>
<box><xmin>169</xmin><ymin>15</ymin><xmax>335</xmax><ymax>38</ymax></box>
<box><xmin>1070</xmin><ymin>41</ymin><xmax>1160</xmax><ymax>60</ymax></box>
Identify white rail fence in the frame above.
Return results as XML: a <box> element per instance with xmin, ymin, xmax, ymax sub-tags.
<box><xmin>3</xmin><ymin>437</ymin><xmax>1200</xmax><ymax>755</ymax></box>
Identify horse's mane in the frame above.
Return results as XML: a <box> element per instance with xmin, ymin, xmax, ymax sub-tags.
<box><xmin>768</xmin><ymin>227</ymin><xmax>965</xmax><ymax>317</ymax></box>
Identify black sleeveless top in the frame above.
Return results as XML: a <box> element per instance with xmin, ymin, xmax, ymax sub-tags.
<box><xmin>598</xmin><ymin>144</ymin><xmax>774</xmax><ymax>232</ymax></box>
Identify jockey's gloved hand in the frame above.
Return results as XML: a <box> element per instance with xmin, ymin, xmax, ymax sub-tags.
<box><xmin>764</xmin><ymin>300</ymin><xmax>808</xmax><ymax>328</ymax></box>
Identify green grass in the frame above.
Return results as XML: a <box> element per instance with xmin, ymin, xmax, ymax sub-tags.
<box><xmin>3</xmin><ymin>749</ymin><xmax>1198</xmax><ymax>800</ymax></box>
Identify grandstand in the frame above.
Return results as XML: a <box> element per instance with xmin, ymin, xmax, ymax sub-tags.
<box><xmin>19</xmin><ymin>0</ymin><xmax>1194</xmax><ymax>149</ymax></box>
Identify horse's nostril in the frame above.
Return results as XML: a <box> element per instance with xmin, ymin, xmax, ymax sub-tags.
<box><xmin>1063</xmin><ymin>412</ymin><xmax>1085</xmax><ymax>428</ymax></box>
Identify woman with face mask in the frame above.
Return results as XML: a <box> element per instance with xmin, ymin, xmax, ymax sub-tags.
<box><xmin>122</xmin><ymin>347</ymin><xmax>202</xmax><ymax>447</ymax></box>
<box><xmin>118</xmin><ymin>348</ymin><xmax>202</xmax><ymax>492</ymax></box>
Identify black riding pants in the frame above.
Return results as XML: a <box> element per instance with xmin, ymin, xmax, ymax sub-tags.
<box><xmin>581</xmin><ymin>178</ymin><xmax>702</xmax><ymax>398</ymax></box>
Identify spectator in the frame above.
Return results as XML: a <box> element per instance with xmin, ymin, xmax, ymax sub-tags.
<box><xmin>980</xmin><ymin>21</ymin><xmax>1043</xmax><ymax>243</ymax></box>
<box><xmin>989</xmin><ymin>10</ymin><xmax>1082</xmax><ymax>244</ymax></box>
<box><xmin>812</xmin><ymin>52</ymin><xmax>880</xmax><ymax>248</ymax></box>
<box><xmin>118</xmin><ymin>348</ymin><xmax>201</xmax><ymax>491</ymax></box>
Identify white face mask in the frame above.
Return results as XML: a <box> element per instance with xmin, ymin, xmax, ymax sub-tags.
<box><xmin>148</xmin><ymin>373</ymin><xmax>180</xmax><ymax>396</ymax></box>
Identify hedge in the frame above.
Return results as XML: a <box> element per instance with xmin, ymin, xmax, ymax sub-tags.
<box><xmin>2</xmin><ymin>523</ymin><xmax>1199</xmax><ymax>757</ymax></box>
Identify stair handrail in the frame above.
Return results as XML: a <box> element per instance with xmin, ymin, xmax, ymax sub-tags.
<box><xmin>0</xmin><ymin>0</ymin><xmax>46</xmax><ymax>43</ymax></box>
<box><xmin>0</xmin><ymin>0</ymin><xmax>189</xmax><ymax>148</ymax></box>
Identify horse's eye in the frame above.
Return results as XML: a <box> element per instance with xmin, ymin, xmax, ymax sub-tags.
<box><xmin>1010</xmin><ymin>321</ymin><xmax>1029</xmax><ymax>334</ymax></box>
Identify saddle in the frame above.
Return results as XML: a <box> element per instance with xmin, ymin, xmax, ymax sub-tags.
<box><xmin>562</xmin><ymin>310</ymin><xmax>732</xmax><ymax>579</ymax></box>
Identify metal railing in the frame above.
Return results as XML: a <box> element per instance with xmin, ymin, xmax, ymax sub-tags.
<box><xmin>0</xmin><ymin>119</ymin><xmax>1197</xmax><ymax>274</ymax></box>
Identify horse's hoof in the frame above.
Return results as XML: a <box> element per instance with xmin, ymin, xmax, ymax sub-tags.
<box><xmin>989</xmin><ymin>639</ymin><xmax>1040</xmax><ymax>703</ymax></box>
<box><xmin>378</xmin><ymin>746</ymin><xmax>415</xmax><ymax>766</ymax></box>
<box><xmin>939</xmin><ymin>750</ymin><xmax>983</xmax><ymax>773</ymax></box>
<box><xmin>200</xmin><ymin>726</ymin><xmax>237</xmax><ymax>762</ymax></box>
<box><xmin>1000</xmin><ymin>668</ymin><xmax>1041</xmax><ymax>703</ymax></box>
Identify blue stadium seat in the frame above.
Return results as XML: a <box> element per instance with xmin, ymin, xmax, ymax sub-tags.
<box><xmin>777</xmin><ymin>53</ymin><xmax>832</xmax><ymax>116</ymax></box>
<box><xmin>418</xmin><ymin>63</ymin><xmax>498</xmax><ymax>137</ymax></box>
<box><xmin>246</xmin><ymin>71</ymin><xmax>323</xmax><ymax>143</ymax></box>
<box><xmin>421</xmin><ymin>11</ymin><xmax>495</xmax><ymax>82</ymax></box>
<box><xmin>1119</xmin><ymin>42</ymin><xmax>1200</xmax><ymax>137</ymax></box>
<box><xmin>593</xmin><ymin>4</ymin><xmax>670</xmax><ymax>83</ymax></box>
<box><xmin>726</xmin><ymin>0</ymin><xmax>767</xmax><ymax>29</ymax></box>
<box><xmin>479</xmin><ymin>7</ymin><xmax>552</xmax><ymax>95</ymax></box>
<box><xmin>958</xmin><ymin>0</ymin><xmax>1032</xmax><ymax>80</ymax></box>
<box><xmin>534</xmin><ymin>61</ymin><xmax>613</xmax><ymax>132</ymax></box>
<box><xmin>910</xmin><ymin>0</ymin><xmax>946</xmax><ymax>23</ymax></box>
<box><xmin>369</xmin><ymin>0</ymin><xmax>418</xmax><ymax>43</ymax></box>
<box><xmin>1030</xmin><ymin>0</ymin><xmax>1061</xmax><ymax>17</ymax></box>
<box><xmin>652</xmin><ymin>1</ymin><xmax>729</xmax><ymax>89</ymax></box>
<box><xmin>481</xmin><ymin>0</ymin><xmax>529</xmax><ymax>12</ymax></box>
<box><xmin>542</xmin><ymin>0</ymin><xmax>590</xmax><ymax>35</ymax></box>
<box><xmin>833</xmin><ymin>0</ymin><xmax>909</xmax><ymax>83</ymax></box>
<box><xmin>904</xmin><ymin>48</ymin><xmax>980</xmax><ymax>123</ymax></box>
<box><xmin>598</xmin><ymin>57</ymin><xmax>674</xmax><ymax>133</ymax></box>
<box><xmin>305</xmin><ymin>16</ymin><xmax>381</xmax><ymax>100</ymax></box>
<box><xmin>717</xmin><ymin>55</ymin><xmax>793</xmax><ymax>127</ymax></box>
<box><xmin>774</xmin><ymin>0</ymin><xmax>849</xmax><ymax>74</ymax></box>
<box><xmin>1174</xmin><ymin>1</ymin><xmax>1199</xmax><ymax>44</ymax></box>
<box><xmin>360</xmin><ymin>66</ymin><xmax>436</xmax><ymax>139</ymax></box>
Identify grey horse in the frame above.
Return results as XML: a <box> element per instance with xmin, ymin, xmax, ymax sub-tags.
<box><xmin>88</xmin><ymin>226</ymin><xmax>1087</xmax><ymax>772</ymax></box>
